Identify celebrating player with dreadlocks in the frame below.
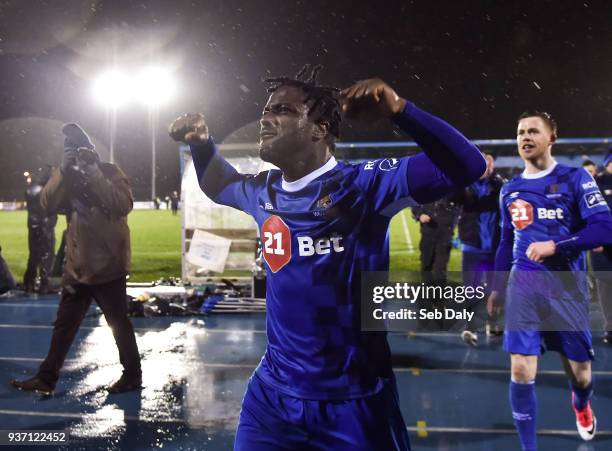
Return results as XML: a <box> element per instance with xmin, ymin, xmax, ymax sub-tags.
<box><xmin>169</xmin><ymin>65</ymin><xmax>486</xmax><ymax>450</ymax></box>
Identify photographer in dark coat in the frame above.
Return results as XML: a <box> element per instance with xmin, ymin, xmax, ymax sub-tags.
<box><xmin>23</xmin><ymin>166</ymin><xmax>57</xmax><ymax>294</ymax></box>
<box><xmin>11</xmin><ymin>123</ymin><xmax>141</xmax><ymax>394</ymax></box>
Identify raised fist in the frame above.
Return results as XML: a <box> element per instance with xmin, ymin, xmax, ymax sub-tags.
<box><xmin>168</xmin><ymin>113</ymin><xmax>209</xmax><ymax>144</ymax></box>
<box><xmin>339</xmin><ymin>78</ymin><xmax>407</xmax><ymax>121</ymax></box>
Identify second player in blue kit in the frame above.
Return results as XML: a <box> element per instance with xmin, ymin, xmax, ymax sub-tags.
<box><xmin>489</xmin><ymin>111</ymin><xmax>612</xmax><ymax>450</ymax></box>
<box><xmin>170</xmin><ymin>66</ymin><xmax>486</xmax><ymax>450</ymax></box>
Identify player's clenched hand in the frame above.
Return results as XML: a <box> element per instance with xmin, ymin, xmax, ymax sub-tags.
<box><xmin>526</xmin><ymin>240</ymin><xmax>556</xmax><ymax>263</ymax></box>
<box><xmin>168</xmin><ymin>113</ymin><xmax>209</xmax><ymax>144</ymax></box>
<box><xmin>486</xmin><ymin>291</ymin><xmax>504</xmax><ymax>318</ymax></box>
<box><xmin>339</xmin><ymin>78</ymin><xmax>406</xmax><ymax>121</ymax></box>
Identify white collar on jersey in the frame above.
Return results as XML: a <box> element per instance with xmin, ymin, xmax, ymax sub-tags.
<box><xmin>521</xmin><ymin>160</ymin><xmax>558</xmax><ymax>179</ymax></box>
<box><xmin>281</xmin><ymin>156</ymin><xmax>338</xmax><ymax>192</ymax></box>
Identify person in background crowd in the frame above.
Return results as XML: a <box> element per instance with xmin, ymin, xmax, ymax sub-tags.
<box><xmin>23</xmin><ymin>166</ymin><xmax>57</xmax><ymax>294</ymax></box>
<box><xmin>582</xmin><ymin>159</ymin><xmax>597</xmax><ymax>178</ymax></box>
<box><xmin>170</xmin><ymin>190</ymin><xmax>179</xmax><ymax>215</ymax></box>
<box><xmin>453</xmin><ymin>153</ymin><xmax>505</xmax><ymax>346</ymax></box>
<box><xmin>411</xmin><ymin>196</ymin><xmax>460</xmax><ymax>284</ymax></box>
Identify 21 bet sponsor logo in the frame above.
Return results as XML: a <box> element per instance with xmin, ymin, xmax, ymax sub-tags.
<box><xmin>509</xmin><ymin>199</ymin><xmax>534</xmax><ymax>230</ymax></box>
<box><xmin>509</xmin><ymin>199</ymin><xmax>564</xmax><ymax>230</ymax></box>
<box><xmin>261</xmin><ymin>215</ymin><xmax>344</xmax><ymax>273</ymax></box>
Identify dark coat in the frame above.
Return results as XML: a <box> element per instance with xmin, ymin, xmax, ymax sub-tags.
<box><xmin>453</xmin><ymin>173</ymin><xmax>505</xmax><ymax>251</ymax></box>
<box><xmin>411</xmin><ymin>197</ymin><xmax>460</xmax><ymax>232</ymax></box>
<box><xmin>41</xmin><ymin>164</ymin><xmax>133</xmax><ymax>285</ymax></box>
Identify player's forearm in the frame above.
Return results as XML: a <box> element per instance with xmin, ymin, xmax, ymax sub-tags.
<box><xmin>554</xmin><ymin>212</ymin><xmax>612</xmax><ymax>255</ymax></box>
<box><xmin>391</xmin><ymin>103</ymin><xmax>486</xmax><ymax>187</ymax></box>
<box><xmin>190</xmin><ymin>138</ymin><xmax>244</xmax><ymax>199</ymax></box>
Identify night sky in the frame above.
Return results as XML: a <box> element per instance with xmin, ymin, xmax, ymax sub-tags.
<box><xmin>0</xmin><ymin>0</ymin><xmax>610</xmax><ymax>200</ymax></box>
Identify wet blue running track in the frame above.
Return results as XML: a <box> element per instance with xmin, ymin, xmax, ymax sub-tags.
<box><xmin>0</xmin><ymin>293</ymin><xmax>611</xmax><ymax>450</ymax></box>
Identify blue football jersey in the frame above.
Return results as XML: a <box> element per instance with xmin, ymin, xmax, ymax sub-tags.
<box><xmin>500</xmin><ymin>163</ymin><xmax>610</xmax><ymax>272</ymax></box>
<box><xmin>208</xmin><ymin>155</ymin><xmax>415</xmax><ymax>399</ymax></box>
<box><xmin>190</xmin><ymin>102</ymin><xmax>485</xmax><ymax>400</ymax></box>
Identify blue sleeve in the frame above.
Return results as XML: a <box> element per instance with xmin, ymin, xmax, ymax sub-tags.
<box><xmin>190</xmin><ymin>138</ymin><xmax>258</xmax><ymax>213</ymax></box>
<box><xmin>353</xmin><ymin>103</ymin><xmax>486</xmax><ymax>216</ymax></box>
<box><xmin>354</xmin><ymin>157</ymin><xmax>417</xmax><ymax>217</ymax></box>
<box><xmin>555</xmin><ymin>212</ymin><xmax>612</xmax><ymax>255</ymax></box>
<box><xmin>492</xmin><ymin>191</ymin><xmax>513</xmax><ymax>291</ymax></box>
<box><xmin>392</xmin><ymin>103</ymin><xmax>486</xmax><ymax>204</ymax></box>
<box><xmin>552</xmin><ymin>170</ymin><xmax>612</xmax><ymax>255</ymax></box>
<box><xmin>574</xmin><ymin>168</ymin><xmax>610</xmax><ymax>219</ymax></box>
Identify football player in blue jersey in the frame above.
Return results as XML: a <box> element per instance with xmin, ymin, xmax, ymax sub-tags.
<box><xmin>170</xmin><ymin>65</ymin><xmax>486</xmax><ymax>451</ymax></box>
<box><xmin>487</xmin><ymin>111</ymin><xmax>612</xmax><ymax>450</ymax></box>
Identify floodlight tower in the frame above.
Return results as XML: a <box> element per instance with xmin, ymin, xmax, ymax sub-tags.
<box><xmin>135</xmin><ymin>67</ymin><xmax>175</xmax><ymax>201</ymax></box>
<box><xmin>92</xmin><ymin>70</ymin><xmax>131</xmax><ymax>163</ymax></box>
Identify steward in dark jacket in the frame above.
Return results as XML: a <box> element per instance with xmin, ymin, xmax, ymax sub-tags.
<box><xmin>23</xmin><ymin>167</ymin><xmax>57</xmax><ymax>293</ymax></box>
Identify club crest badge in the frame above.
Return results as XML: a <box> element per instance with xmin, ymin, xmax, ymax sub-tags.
<box><xmin>316</xmin><ymin>194</ymin><xmax>332</xmax><ymax>209</ymax></box>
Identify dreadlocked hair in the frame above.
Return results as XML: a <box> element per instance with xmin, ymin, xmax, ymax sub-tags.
<box><xmin>264</xmin><ymin>64</ymin><xmax>342</xmax><ymax>141</ymax></box>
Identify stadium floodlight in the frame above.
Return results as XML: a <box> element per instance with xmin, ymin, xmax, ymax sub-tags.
<box><xmin>133</xmin><ymin>66</ymin><xmax>175</xmax><ymax>200</ymax></box>
<box><xmin>134</xmin><ymin>66</ymin><xmax>175</xmax><ymax>107</ymax></box>
<box><xmin>92</xmin><ymin>70</ymin><xmax>132</xmax><ymax>109</ymax></box>
<box><xmin>92</xmin><ymin>70</ymin><xmax>131</xmax><ymax>163</ymax></box>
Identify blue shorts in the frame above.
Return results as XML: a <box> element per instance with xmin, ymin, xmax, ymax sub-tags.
<box><xmin>234</xmin><ymin>374</ymin><xmax>411</xmax><ymax>451</ymax></box>
<box><xmin>505</xmin><ymin>269</ymin><xmax>590</xmax><ymax>333</ymax></box>
<box><xmin>503</xmin><ymin>269</ymin><xmax>594</xmax><ymax>362</ymax></box>
<box><xmin>504</xmin><ymin>330</ymin><xmax>594</xmax><ymax>362</ymax></box>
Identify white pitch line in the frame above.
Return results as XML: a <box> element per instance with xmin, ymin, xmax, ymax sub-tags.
<box><xmin>0</xmin><ymin>356</ymin><xmax>46</xmax><ymax>362</ymax></box>
<box><xmin>396</xmin><ymin>331</ymin><xmax>464</xmax><ymax>337</ymax></box>
<box><xmin>1</xmin><ymin>324</ymin><xmax>610</xmax><ymax>342</ymax></box>
<box><xmin>400</xmin><ymin>209</ymin><xmax>415</xmax><ymax>253</ymax></box>
<box><xmin>406</xmin><ymin>425</ymin><xmax>612</xmax><ymax>436</ymax></box>
<box><xmin>395</xmin><ymin>367</ymin><xmax>612</xmax><ymax>376</ymax></box>
<box><xmin>0</xmin><ymin>324</ymin><xmax>267</xmax><ymax>333</ymax></box>
<box><xmin>0</xmin><ymin>325</ymin><xmax>480</xmax><ymax>336</ymax></box>
<box><xmin>1</xmin><ymin>356</ymin><xmax>611</xmax><ymax>376</ymax></box>
<box><xmin>0</xmin><ymin>409</ymin><xmax>609</xmax><ymax>436</ymax></box>
<box><xmin>0</xmin><ymin>356</ymin><xmax>253</xmax><ymax>369</ymax></box>
<box><xmin>0</xmin><ymin>409</ymin><xmax>232</xmax><ymax>427</ymax></box>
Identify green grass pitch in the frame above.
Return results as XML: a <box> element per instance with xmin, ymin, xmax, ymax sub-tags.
<box><xmin>0</xmin><ymin>209</ymin><xmax>461</xmax><ymax>283</ymax></box>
